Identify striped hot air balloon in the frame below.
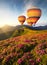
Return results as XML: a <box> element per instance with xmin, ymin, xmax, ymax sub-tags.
<box><xmin>27</xmin><ymin>18</ymin><xmax>33</xmax><ymax>26</ymax></box>
<box><xmin>27</xmin><ymin>8</ymin><xmax>41</xmax><ymax>17</ymax></box>
<box><xmin>18</xmin><ymin>16</ymin><xmax>26</xmax><ymax>25</ymax></box>
<box><xmin>27</xmin><ymin>17</ymin><xmax>40</xmax><ymax>26</ymax></box>
<box><xmin>27</xmin><ymin>8</ymin><xmax>41</xmax><ymax>26</ymax></box>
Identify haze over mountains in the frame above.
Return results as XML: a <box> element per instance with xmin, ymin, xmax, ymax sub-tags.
<box><xmin>0</xmin><ymin>25</ymin><xmax>47</xmax><ymax>31</ymax></box>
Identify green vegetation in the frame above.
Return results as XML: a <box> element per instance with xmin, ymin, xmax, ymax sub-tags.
<box><xmin>0</xmin><ymin>25</ymin><xmax>47</xmax><ymax>65</ymax></box>
<box><xmin>0</xmin><ymin>25</ymin><xmax>47</xmax><ymax>40</ymax></box>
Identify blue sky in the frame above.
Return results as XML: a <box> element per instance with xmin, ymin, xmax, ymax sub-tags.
<box><xmin>0</xmin><ymin>0</ymin><xmax>47</xmax><ymax>27</ymax></box>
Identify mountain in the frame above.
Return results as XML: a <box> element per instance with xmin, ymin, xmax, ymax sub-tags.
<box><xmin>1</xmin><ymin>25</ymin><xmax>16</xmax><ymax>32</ymax></box>
<box><xmin>23</xmin><ymin>25</ymin><xmax>47</xmax><ymax>30</ymax></box>
<box><xmin>0</xmin><ymin>25</ymin><xmax>15</xmax><ymax>40</ymax></box>
<box><xmin>0</xmin><ymin>25</ymin><xmax>47</xmax><ymax>40</ymax></box>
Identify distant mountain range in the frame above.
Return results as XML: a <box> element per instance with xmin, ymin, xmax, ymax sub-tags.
<box><xmin>24</xmin><ymin>25</ymin><xmax>47</xmax><ymax>30</ymax></box>
<box><xmin>0</xmin><ymin>25</ymin><xmax>15</xmax><ymax>32</ymax></box>
<box><xmin>0</xmin><ymin>25</ymin><xmax>15</xmax><ymax>40</ymax></box>
<box><xmin>0</xmin><ymin>25</ymin><xmax>47</xmax><ymax>32</ymax></box>
<box><xmin>0</xmin><ymin>25</ymin><xmax>47</xmax><ymax>40</ymax></box>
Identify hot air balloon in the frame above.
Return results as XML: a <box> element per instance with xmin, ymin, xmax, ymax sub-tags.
<box><xmin>18</xmin><ymin>16</ymin><xmax>26</xmax><ymax>25</ymax></box>
<box><xmin>27</xmin><ymin>8</ymin><xmax>41</xmax><ymax>17</ymax></box>
<box><xmin>27</xmin><ymin>8</ymin><xmax>41</xmax><ymax>26</ymax></box>
<box><xmin>27</xmin><ymin>17</ymin><xmax>40</xmax><ymax>26</ymax></box>
<box><xmin>27</xmin><ymin>18</ymin><xmax>33</xmax><ymax>26</ymax></box>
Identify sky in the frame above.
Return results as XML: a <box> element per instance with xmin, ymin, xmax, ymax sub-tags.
<box><xmin>0</xmin><ymin>0</ymin><xmax>47</xmax><ymax>27</ymax></box>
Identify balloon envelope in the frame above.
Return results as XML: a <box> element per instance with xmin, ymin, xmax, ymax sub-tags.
<box><xmin>18</xmin><ymin>16</ymin><xmax>26</xmax><ymax>25</ymax></box>
<box><xmin>27</xmin><ymin>17</ymin><xmax>40</xmax><ymax>26</ymax></box>
<box><xmin>27</xmin><ymin>8</ymin><xmax>41</xmax><ymax>17</ymax></box>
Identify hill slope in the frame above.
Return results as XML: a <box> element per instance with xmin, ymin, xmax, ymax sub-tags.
<box><xmin>0</xmin><ymin>25</ymin><xmax>47</xmax><ymax>65</ymax></box>
<box><xmin>0</xmin><ymin>29</ymin><xmax>47</xmax><ymax>65</ymax></box>
<box><xmin>0</xmin><ymin>25</ymin><xmax>47</xmax><ymax>40</ymax></box>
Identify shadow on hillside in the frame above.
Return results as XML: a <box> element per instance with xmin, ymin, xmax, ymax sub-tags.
<box><xmin>23</xmin><ymin>25</ymin><xmax>47</xmax><ymax>30</ymax></box>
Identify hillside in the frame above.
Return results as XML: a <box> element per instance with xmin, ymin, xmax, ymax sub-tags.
<box><xmin>0</xmin><ymin>25</ymin><xmax>47</xmax><ymax>40</ymax></box>
<box><xmin>0</xmin><ymin>25</ymin><xmax>47</xmax><ymax>65</ymax></box>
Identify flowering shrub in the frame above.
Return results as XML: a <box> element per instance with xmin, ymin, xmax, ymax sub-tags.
<box><xmin>17</xmin><ymin>58</ymin><xmax>24</xmax><ymax>65</ymax></box>
<box><xmin>0</xmin><ymin>31</ymin><xmax>47</xmax><ymax>65</ymax></box>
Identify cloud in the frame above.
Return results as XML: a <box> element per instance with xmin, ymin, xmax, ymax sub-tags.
<box><xmin>24</xmin><ymin>0</ymin><xmax>34</xmax><ymax>10</ymax></box>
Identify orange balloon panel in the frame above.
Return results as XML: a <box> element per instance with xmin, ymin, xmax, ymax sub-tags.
<box><xmin>18</xmin><ymin>16</ymin><xmax>26</xmax><ymax>23</ymax></box>
<box><xmin>27</xmin><ymin>9</ymin><xmax>41</xmax><ymax>17</ymax></box>
<box><xmin>27</xmin><ymin>17</ymin><xmax>40</xmax><ymax>24</ymax></box>
<box><xmin>27</xmin><ymin>22</ymin><xmax>33</xmax><ymax>26</ymax></box>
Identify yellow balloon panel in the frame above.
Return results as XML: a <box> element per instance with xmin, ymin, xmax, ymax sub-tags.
<box><xmin>27</xmin><ymin>9</ymin><xmax>41</xmax><ymax>17</ymax></box>
<box><xmin>27</xmin><ymin>22</ymin><xmax>33</xmax><ymax>26</ymax></box>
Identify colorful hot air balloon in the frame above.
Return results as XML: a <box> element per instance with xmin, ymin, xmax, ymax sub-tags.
<box><xmin>27</xmin><ymin>8</ymin><xmax>41</xmax><ymax>26</ymax></box>
<box><xmin>18</xmin><ymin>16</ymin><xmax>26</xmax><ymax>25</ymax></box>
<box><xmin>27</xmin><ymin>18</ymin><xmax>33</xmax><ymax>26</ymax></box>
<box><xmin>27</xmin><ymin>17</ymin><xmax>40</xmax><ymax>26</ymax></box>
<box><xmin>27</xmin><ymin>8</ymin><xmax>41</xmax><ymax>17</ymax></box>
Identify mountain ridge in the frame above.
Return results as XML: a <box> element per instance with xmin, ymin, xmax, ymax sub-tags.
<box><xmin>0</xmin><ymin>25</ymin><xmax>47</xmax><ymax>40</ymax></box>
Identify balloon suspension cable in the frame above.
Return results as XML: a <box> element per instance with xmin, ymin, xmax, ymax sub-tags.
<box><xmin>34</xmin><ymin>23</ymin><xmax>35</xmax><ymax>26</ymax></box>
<box><xmin>33</xmin><ymin>23</ymin><xmax>36</xmax><ymax>27</ymax></box>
